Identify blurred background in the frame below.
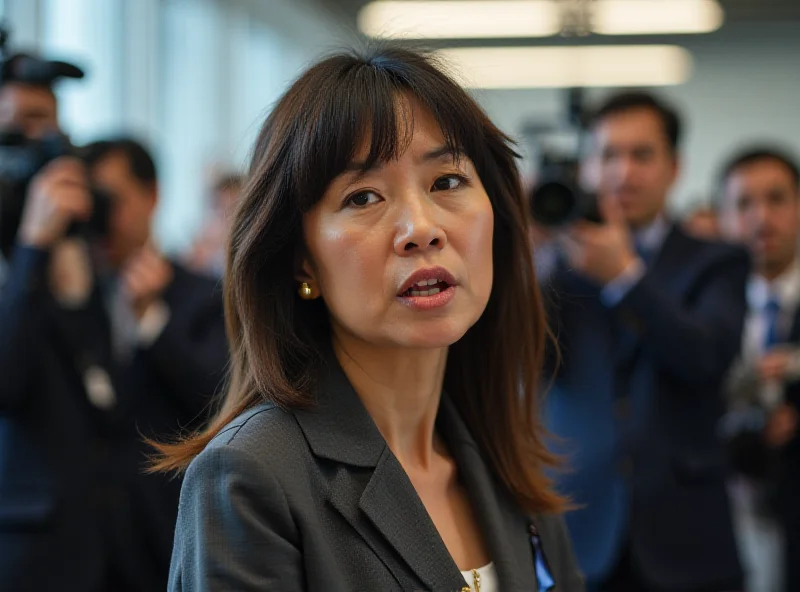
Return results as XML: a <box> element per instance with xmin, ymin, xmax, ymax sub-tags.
<box><xmin>3</xmin><ymin>0</ymin><xmax>798</xmax><ymax>254</ymax></box>
<box><xmin>1</xmin><ymin>0</ymin><xmax>357</xmax><ymax>253</ymax></box>
<box><xmin>1</xmin><ymin>2</ymin><xmax>799</xmax><ymax>591</ymax></box>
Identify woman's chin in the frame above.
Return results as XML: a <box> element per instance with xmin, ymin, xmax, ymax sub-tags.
<box><xmin>389</xmin><ymin>321</ymin><xmax>472</xmax><ymax>351</ymax></box>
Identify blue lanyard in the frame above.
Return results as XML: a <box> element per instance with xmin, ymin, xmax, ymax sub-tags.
<box><xmin>529</xmin><ymin>523</ymin><xmax>556</xmax><ymax>591</ymax></box>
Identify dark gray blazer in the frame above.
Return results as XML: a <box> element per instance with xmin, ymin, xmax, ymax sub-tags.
<box><xmin>169</xmin><ymin>358</ymin><xmax>585</xmax><ymax>591</ymax></box>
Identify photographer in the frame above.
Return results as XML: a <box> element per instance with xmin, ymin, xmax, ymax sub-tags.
<box><xmin>0</xmin><ymin>50</ymin><xmax>227</xmax><ymax>592</ymax></box>
<box><xmin>717</xmin><ymin>147</ymin><xmax>800</xmax><ymax>592</ymax></box>
<box><xmin>539</xmin><ymin>92</ymin><xmax>749</xmax><ymax>591</ymax></box>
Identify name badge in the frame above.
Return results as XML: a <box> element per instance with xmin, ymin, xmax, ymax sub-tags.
<box><xmin>83</xmin><ymin>365</ymin><xmax>117</xmax><ymax>410</ymax></box>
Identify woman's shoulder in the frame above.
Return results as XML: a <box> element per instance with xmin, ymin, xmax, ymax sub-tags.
<box><xmin>186</xmin><ymin>402</ymin><xmax>306</xmax><ymax>480</ymax></box>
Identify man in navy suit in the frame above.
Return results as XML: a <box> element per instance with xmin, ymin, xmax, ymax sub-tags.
<box><xmin>717</xmin><ymin>147</ymin><xmax>800</xmax><ymax>592</ymax></box>
<box><xmin>0</xmin><ymin>98</ymin><xmax>227</xmax><ymax>592</ymax></box>
<box><xmin>539</xmin><ymin>92</ymin><xmax>748</xmax><ymax>591</ymax></box>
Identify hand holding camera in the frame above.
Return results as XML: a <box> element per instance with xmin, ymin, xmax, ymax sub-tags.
<box><xmin>18</xmin><ymin>156</ymin><xmax>92</xmax><ymax>248</ymax></box>
<box><xmin>559</xmin><ymin>195</ymin><xmax>638</xmax><ymax>285</ymax></box>
<box><xmin>121</xmin><ymin>243</ymin><xmax>173</xmax><ymax>320</ymax></box>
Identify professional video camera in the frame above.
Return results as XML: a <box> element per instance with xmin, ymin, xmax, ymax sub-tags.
<box><xmin>530</xmin><ymin>153</ymin><xmax>601</xmax><ymax>227</ymax></box>
<box><xmin>527</xmin><ymin>89</ymin><xmax>601</xmax><ymax>228</ymax></box>
<box><xmin>0</xmin><ymin>25</ymin><xmax>109</xmax><ymax>257</ymax></box>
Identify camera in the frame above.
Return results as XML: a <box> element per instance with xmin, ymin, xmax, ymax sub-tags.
<box><xmin>529</xmin><ymin>153</ymin><xmax>600</xmax><ymax>227</ymax></box>
<box><xmin>0</xmin><ymin>26</ymin><xmax>109</xmax><ymax>257</ymax></box>
<box><xmin>0</xmin><ymin>131</ymin><xmax>111</xmax><ymax>256</ymax></box>
<box><xmin>526</xmin><ymin>89</ymin><xmax>602</xmax><ymax>228</ymax></box>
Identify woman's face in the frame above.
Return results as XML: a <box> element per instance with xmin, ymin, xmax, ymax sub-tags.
<box><xmin>300</xmin><ymin>102</ymin><xmax>494</xmax><ymax>350</ymax></box>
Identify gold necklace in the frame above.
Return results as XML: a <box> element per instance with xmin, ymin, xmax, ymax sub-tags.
<box><xmin>461</xmin><ymin>568</ymin><xmax>481</xmax><ymax>592</ymax></box>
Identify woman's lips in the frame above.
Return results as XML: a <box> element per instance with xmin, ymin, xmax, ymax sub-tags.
<box><xmin>397</xmin><ymin>284</ymin><xmax>456</xmax><ymax>310</ymax></box>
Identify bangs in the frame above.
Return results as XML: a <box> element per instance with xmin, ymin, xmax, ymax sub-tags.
<box><xmin>288</xmin><ymin>49</ymin><xmax>498</xmax><ymax>213</ymax></box>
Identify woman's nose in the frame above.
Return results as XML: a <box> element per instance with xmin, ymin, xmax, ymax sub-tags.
<box><xmin>393</xmin><ymin>197</ymin><xmax>447</xmax><ymax>256</ymax></box>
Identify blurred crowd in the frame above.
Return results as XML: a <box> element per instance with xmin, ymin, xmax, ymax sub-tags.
<box><xmin>534</xmin><ymin>93</ymin><xmax>800</xmax><ymax>592</ymax></box>
<box><xmin>0</xmin><ymin>47</ymin><xmax>799</xmax><ymax>592</ymax></box>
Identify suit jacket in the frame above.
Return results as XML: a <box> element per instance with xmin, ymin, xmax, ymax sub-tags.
<box><xmin>725</xmin><ymin>306</ymin><xmax>800</xmax><ymax>519</ymax></box>
<box><xmin>542</xmin><ymin>224</ymin><xmax>749</xmax><ymax>589</ymax></box>
<box><xmin>0</xmin><ymin>244</ymin><xmax>227</xmax><ymax>592</ymax></box>
<box><xmin>169</xmin><ymin>355</ymin><xmax>586</xmax><ymax>592</ymax></box>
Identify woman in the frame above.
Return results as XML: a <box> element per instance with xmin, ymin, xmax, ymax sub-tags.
<box><xmin>154</xmin><ymin>46</ymin><xmax>584</xmax><ymax>592</ymax></box>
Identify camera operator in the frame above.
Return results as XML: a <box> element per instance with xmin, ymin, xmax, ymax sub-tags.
<box><xmin>0</xmin><ymin>49</ymin><xmax>227</xmax><ymax>592</ymax></box>
<box><xmin>539</xmin><ymin>92</ymin><xmax>749</xmax><ymax>591</ymax></box>
<box><xmin>717</xmin><ymin>147</ymin><xmax>800</xmax><ymax>592</ymax></box>
<box><xmin>0</xmin><ymin>61</ymin><xmax>58</xmax><ymax>139</ymax></box>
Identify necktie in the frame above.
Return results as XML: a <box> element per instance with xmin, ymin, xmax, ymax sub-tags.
<box><xmin>763</xmin><ymin>296</ymin><xmax>782</xmax><ymax>351</ymax></box>
<box><xmin>634</xmin><ymin>237</ymin><xmax>653</xmax><ymax>267</ymax></box>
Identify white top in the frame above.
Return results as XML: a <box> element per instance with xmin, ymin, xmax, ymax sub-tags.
<box><xmin>744</xmin><ymin>258</ymin><xmax>800</xmax><ymax>360</ymax></box>
<box><xmin>741</xmin><ymin>258</ymin><xmax>800</xmax><ymax>409</ymax></box>
<box><xmin>460</xmin><ymin>561</ymin><xmax>499</xmax><ymax>592</ymax></box>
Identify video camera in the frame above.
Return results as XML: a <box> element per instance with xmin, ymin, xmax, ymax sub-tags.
<box><xmin>527</xmin><ymin>89</ymin><xmax>601</xmax><ymax>228</ymax></box>
<box><xmin>530</xmin><ymin>153</ymin><xmax>601</xmax><ymax>227</ymax></box>
<box><xmin>0</xmin><ymin>25</ymin><xmax>109</xmax><ymax>257</ymax></box>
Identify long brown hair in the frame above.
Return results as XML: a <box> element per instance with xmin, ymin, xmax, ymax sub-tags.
<box><xmin>151</xmin><ymin>45</ymin><xmax>564</xmax><ymax>514</ymax></box>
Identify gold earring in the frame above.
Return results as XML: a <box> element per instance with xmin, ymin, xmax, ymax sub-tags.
<box><xmin>299</xmin><ymin>282</ymin><xmax>313</xmax><ymax>300</ymax></box>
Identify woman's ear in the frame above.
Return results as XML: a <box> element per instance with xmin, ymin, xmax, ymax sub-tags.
<box><xmin>294</xmin><ymin>257</ymin><xmax>315</xmax><ymax>284</ymax></box>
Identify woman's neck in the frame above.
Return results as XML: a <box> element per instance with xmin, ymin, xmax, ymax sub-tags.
<box><xmin>332</xmin><ymin>335</ymin><xmax>448</xmax><ymax>470</ymax></box>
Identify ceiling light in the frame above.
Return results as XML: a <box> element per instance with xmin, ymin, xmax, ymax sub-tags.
<box><xmin>358</xmin><ymin>0</ymin><xmax>724</xmax><ymax>39</ymax></box>
<box><xmin>437</xmin><ymin>45</ymin><xmax>693</xmax><ymax>88</ymax></box>
<box><xmin>357</xmin><ymin>0</ymin><xmax>560</xmax><ymax>39</ymax></box>
<box><xmin>593</xmin><ymin>0</ymin><xmax>724</xmax><ymax>35</ymax></box>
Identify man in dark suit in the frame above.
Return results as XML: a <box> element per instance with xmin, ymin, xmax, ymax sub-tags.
<box><xmin>0</xmin><ymin>123</ymin><xmax>227</xmax><ymax>591</ymax></box>
<box><xmin>539</xmin><ymin>92</ymin><xmax>748</xmax><ymax>591</ymax></box>
<box><xmin>717</xmin><ymin>147</ymin><xmax>800</xmax><ymax>592</ymax></box>
<box><xmin>83</xmin><ymin>137</ymin><xmax>230</xmax><ymax>584</ymax></box>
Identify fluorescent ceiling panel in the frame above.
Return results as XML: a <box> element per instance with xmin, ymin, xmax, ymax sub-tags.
<box><xmin>358</xmin><ymin>0</ymin><xmax>560</xmax><ymax>39</ymax></box>
<box><xmin>358</xmin><ymin>0</ymin><xmax>724</xmax><ymax>38</ymax></box>
<box><xmin>593</xmin><ymin>0</ymin><xmax>724</xmax><ymax>34</ymax></box>
<box><xmin>437</xmin><ymin>45</ymin><xmax>693</xmax><ymax>88</ymax></box>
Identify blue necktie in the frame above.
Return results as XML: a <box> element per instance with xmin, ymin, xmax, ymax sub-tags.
<box><xmin>634</xmin><ymin>238</ymin><xmax>653</xmax><ymax>267</ymax></box>
<box><xmin>763</xmin><ymin>296</ymin><xmax>782</xmax><ymax>350</ymax></box>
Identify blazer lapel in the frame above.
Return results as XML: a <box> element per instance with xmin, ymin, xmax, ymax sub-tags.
<box><xmin>360</xmin><ymin>447</ymin><xmax>466</xmax><ymax>591</ymax></box>
<box><xmin>613</xmin><ymin>224</ymin><xmax>692</xmax><ymax>367</ymax></box>
<box><xmin>438</xmin><ymin>395</ymin><xmax>539</xmax><ymax>591</ymax></box>
<box><xmin>293</xmin><ymin>355</ymin><xmax>466</xmax><ymax>592</ymax></box>
<box><xmin>787</xmin><ymin>306</ymin><xmax>800</xmax><ymax>344</ymax></box>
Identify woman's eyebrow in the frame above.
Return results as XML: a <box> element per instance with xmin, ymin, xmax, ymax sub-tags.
<box><xmin>345</xmin><ymin>145</ymin><xmax>465</xmax><ymax>174</ymax></box>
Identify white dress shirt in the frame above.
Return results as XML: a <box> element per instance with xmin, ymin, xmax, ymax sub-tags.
<box><xmin>743</xmin><ymin>259</ymin><xmax>800</xmax><ymax>360</ymax></box>
<box><xmin>739</xmin><ymin>258</ymin><xmax>800</xmax><ymax>410</ymax></box>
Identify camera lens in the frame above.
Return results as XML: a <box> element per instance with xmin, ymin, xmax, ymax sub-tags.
<box><xmin>531</xmin><ymin>180</ymin><xmax>580</xmax><ymax>227</ymax></box>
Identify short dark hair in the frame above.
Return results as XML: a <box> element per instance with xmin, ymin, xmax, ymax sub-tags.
<box><xmin>588</xmin><ymin>91</ymin><xmax>682</xmax><ymax>152</ymax></box>
<box><xmin>83</xmin><ymin>137</ymin><xmax>158</xmax><ymax>187</ymax></box>
<box><xmin>718</xmin><ymin>146</ymin><xmax>800</xmax><ymax>190</ymax></box>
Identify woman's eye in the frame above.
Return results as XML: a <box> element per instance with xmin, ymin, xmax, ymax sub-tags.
<box><xmin>432</xmin><ymin>175</ymin><xmax>464</xmax><ymax>191</ymax></box>
<box><xmin>346</xmin><ymin>191</ymin><xmax>380</xmax><ymax>208</ymax></box>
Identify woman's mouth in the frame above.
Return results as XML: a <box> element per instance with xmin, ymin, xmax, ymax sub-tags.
<box><xmin>399</xmin><ymin>278</ymin><xmax>451</xmax><ymax>297</ymax></box>
<box><xmin>396</xmin><ymin>267</ymin><xmax>457</xmax><ymax>309</ymax></box>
